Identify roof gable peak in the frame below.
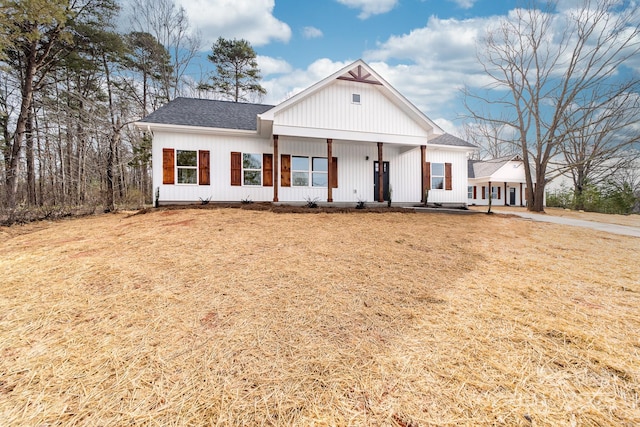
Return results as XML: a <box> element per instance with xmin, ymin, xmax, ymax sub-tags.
<box><xmin>336</xmin><ymin>64</ymin><xmax>383</xmax><ymax>86</ymax></box>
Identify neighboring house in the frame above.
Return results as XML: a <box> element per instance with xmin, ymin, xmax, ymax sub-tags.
<box><xmin>467</xmin><ymin>155</ymin><xmax>542</xmax><ymax>207</ymax></box>
<box><xmin>136</xmin><ymin>60</ymin><xmax>477</xmax><ymax>206</ymax></box>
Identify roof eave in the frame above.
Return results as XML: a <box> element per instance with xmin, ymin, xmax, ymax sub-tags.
<box><xmin>134</xmin><ymin>121</ymin><xmax>260</xmax><ymax>136</ymax></box>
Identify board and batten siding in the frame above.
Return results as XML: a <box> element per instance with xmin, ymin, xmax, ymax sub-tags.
<box><xmin>152</xmin><ymin>130</ymin><xmax>274</xmax><ymax>203</ymax></box>
<box><xmin>425</xmin><ymin>149</ymin><xmax>468</xmax><ymax>205</ymax></box>
<box><xmin>278</xmin><ymin>138</ymin><xmax>424</xmax><ymax>203</ymax></box>
<box><xmin>275</xmin><ymin>80</ymin><xmax>429</xmax><ymax>139</ymax></box>
<box><xmin>152</xmin><ymin>131</ymin><xmax>469</xmax><ymax>205</ymax></box>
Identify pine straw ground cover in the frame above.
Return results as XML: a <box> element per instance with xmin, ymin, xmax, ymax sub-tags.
<box><xmin>0</xmin><ymin>208</ymin><xmax>639</xmax><ymax>426</ymax></box>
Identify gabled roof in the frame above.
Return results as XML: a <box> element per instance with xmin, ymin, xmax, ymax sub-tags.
<box><xmin>258</xmin><ymin>59</ymin><xmax>444</xmax><ymax>137</ymax></box>
<box><xmin>430</xmin><ymin>133</ymin><xmax>477</xmax><ymax>149</ymax></box>
<box><xmin>138</xmin><ymin>97</ymin><xmax>274</xmax><ymax>131</ymax></box>
<box><xmin>468</xmin><ymin>155</ymin><xmax>520</xmax><ymax>179</ymax></box>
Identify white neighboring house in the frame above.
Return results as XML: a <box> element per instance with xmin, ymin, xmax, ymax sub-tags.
<box><xmin>135</xmin><ymin>60</ymin><xmax>477</xmax><ymax>206</ymax></box>
<box><xmin>467</xmin><ymin>156</ymin><xmax>542</xmax><ymax>207</ymax></box>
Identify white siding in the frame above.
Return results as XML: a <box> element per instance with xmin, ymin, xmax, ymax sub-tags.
<box><xmin>152</xmin><ymin>130</ymin><xmax>274</xmax><ymax>203</ymax></box>
<box><xmin>491</xmin><ymin>161</ymin><xmax>528</xmax><ymax>182</ymax></box>
<box><xmin>275</xmin><ymin>80</ymin><xmax>429</xmax><ymax>138</ymax></box>
<box><xmin>151</xmin><ymin>133</ymin><xmax>469</xmax><ymax>205</ymax></box>
<box><xmin>426</xmin><ymin>149</ymin><xmax>468</xmax><ymax>205</ymax></box>
<box><xmin>468</xmin><ymin>180</ymin><xmax>529</xmax><ymax>207</ymax></box>
<box><xmin>278</xmin><ymin>138</ymin><xmax>424</xmax><ymax>203</ymax></box>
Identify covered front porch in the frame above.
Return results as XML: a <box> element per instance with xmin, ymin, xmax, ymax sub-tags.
<box><xmin>270</xmin><ymin>134</ymin><xmax>429</xmax><ymax>205</ymax></box>
<box><xmin>468</xmin><ymin>180</ymin><xmax>528</xmax><ymax>207</ymax></box>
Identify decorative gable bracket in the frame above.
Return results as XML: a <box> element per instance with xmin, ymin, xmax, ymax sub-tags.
<box><xmin>337</xmin><ymin>65</ymin><xmax>383</xmax><ymax>85</ymax></box>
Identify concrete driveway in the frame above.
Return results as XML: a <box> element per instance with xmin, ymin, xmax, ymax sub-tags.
<box><xmin>497</xmin><ymin>210</ymin><xmax>640</xmax><ymax>238</ymax></box>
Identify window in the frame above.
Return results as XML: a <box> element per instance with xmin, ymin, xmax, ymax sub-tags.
<box><xmin>243</xmin><ymin>153</ymin><xmax>262</xmax><ymax>185</ymax></box>
<box><xmin>312</xmin><ymin>157</ymin><xmax>328</xmax><ymax>187</ymax></box>
<box><xmin>491</xmin><ymin>186</ymin><xmax>499</xmax><ymax>199</ymax></box>
<box><xmin>176</xmin><ymin>150</ymin><xmax>197</xmax><ymax>184</ymax></box>
<box><xmin>352</xmin><ymin>93</ymin><xmax>361</xmax><ymax>104</ymax></box>
<box><xmin>431</xmin><ymin>163</ymin><xmax>445</xmax><ymax>189</ymax></box>
<box><xmin>468</xmin><ymin>186</ymin><xmax>473</xmax><ymax>199</ymax></box>
<box><xmin>292</xmin><ymin>156</ymin><xmax>309</xmax><ymax>186</ymax></box>
<box><xmin>288</xmin><ymin>156</ymin><xmax>328</xmax><ymax>187</ymax></box>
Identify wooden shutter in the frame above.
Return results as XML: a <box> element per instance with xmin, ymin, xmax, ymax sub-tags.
<box><xmin>445</xmin><ymin>163</ymin><xmax>452</xmax><ymax>190</ymax></box>
<box><xmin>473</xmin><ymin>186</ymin><xmax>477</xmax><ymax>199</ymax></box>
<box><xmin>198</xmin><ymin>150</ymin><xmax>210</xmax><ymax>185</ymax></box>
<box><xmin>482</xmin><ymin>186</ymin><xmax>486</xmax><ymax>199</ymax></box>
<box><xmin>331</xmin><ymin>157</ymin><xmax>338</xmax><ymax>188</ymax></box>
<box><xmin>497</xmin><ymin>186</ymin><xmax>501</xmax><ymax>199</ymax></box>
<box><xmin>281</xmin><ymin>154</ymin><xmax>291</xmax><ymax>187</ymax></box>
<box><xmin>162</xmin><ymin>148</ymin><xmax>174</xmax><ymax>184</ymax></box>
<box><xmin>425</xmin><ymin>162</ymin><xmax>431</xmax><ymax>190</ymax></box>
<box><xmin>231</xmin><ymin>152</ymin><xmax>242</xmax><ymax>186</ymax></box>
<box><xmin>263</xmin><ymin>153</ymin><xmax>273</xmax><ymax>187</ymax></box>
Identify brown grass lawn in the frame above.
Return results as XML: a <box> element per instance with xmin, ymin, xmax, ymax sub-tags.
<box><xmin>1</xmin><ymin>207</ymin><xmax>639</xmax><ymax>426</ymax></box>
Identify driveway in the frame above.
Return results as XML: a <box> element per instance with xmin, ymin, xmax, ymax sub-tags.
<box><xmin>497</xmin><ymin>210</ymin><xmax>640</xmax><ymax>238</ymax></box>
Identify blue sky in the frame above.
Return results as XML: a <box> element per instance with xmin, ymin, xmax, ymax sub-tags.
<box><xmin>157</xmin><ymin>0</ymin><xmax>637</xmax><ymax>135</ymax></box>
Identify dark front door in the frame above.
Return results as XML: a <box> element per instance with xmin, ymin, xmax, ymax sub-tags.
<box><xmin>374</xmin><ymin>161</ymin><xmax>390</xmax><ymax>201</ymax></box>
<box><xmin>509</xmin><ymin>187</ymin><xmax>516</xmax><ymax>205</ymax></box>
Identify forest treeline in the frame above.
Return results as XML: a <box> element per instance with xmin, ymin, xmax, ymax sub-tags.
<box><xmin>1</xmin><ymin>0</ymin><xmax>204</xmax><ymax>223</ymax></box>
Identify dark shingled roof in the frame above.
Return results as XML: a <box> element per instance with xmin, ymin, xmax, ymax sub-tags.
<box><xmin>430</xmin><ymin>133</ymin><xmax>477</xmax><ymax>148</ymax></box>
<box><xmin>139</xmin><ymin>97</ymin><xmax>275</xmax><ymax>131</ymax></box>
<box><xmin>468</xmin><ymin>156</ymin><xmax>515</xmax><ymax>179</ymax></box>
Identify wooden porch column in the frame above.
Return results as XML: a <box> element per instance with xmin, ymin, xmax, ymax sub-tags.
<box><xmin>520</xmin><ymin>183</ymin><xmax>523</xmax><ymax>207</ymax></box>
<box><xmin>273</xmin><ymin>135</ymin><xmax>279</xmax><ymax>202</ymax></box>
<box><xmin>504</xmin><ymin>182</ymin><xmax>508</xmax><ymax>206</ymax></box>
<box><xmin>420</xmin><ymin>145</ymin><xmax>427</xmax><ymax>203</ymax></box>
<box><xmin>327</xmin><ymin>138</ymin><xmax>333</xmax><ymax>202</ymax></box>
<box><xmin>377</xmin><ymin>142</ymin><xmax>384</xmax><ymax>202</ymax></box>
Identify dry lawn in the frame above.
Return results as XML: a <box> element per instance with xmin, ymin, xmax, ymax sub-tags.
<box><xmin>1</xmin><ymin>207</ymin><xmax>639</xmax><ymax>426</ymax></box>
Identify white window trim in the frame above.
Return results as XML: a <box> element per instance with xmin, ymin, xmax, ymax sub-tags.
<box><xmin>431</xmin><ymin>163</ymin><xmax>445</xmax><ymax>190</ymax></box>
<box><xmin>312</xmin><ymin>157</ymin><xmax>328</xmax><ymax>188</ymax></box>
<box><xmin>491</xmin><ymin>186</ymin><xmax>499</xmax><ymax>199</ymax></box>
<box><xmin>467</xmin><ymin>186</ymin><xmax>473</xmax><ymax>199</ymax></box>
<box><xmin>176</xmin><ymin>149</ymin><xmax>198</xmax><ymax>185</ymax></box>
<box><xmin>352</xmin><ymin>93</ymin><xmax>361</xmax><ymax>104</ymax></box>
<box><xmin>291</xmin><ymin>156</ymin><xmax>310</xmax><ymax>187</ymax></box>
<box><xmin>243</xmin><ymin>153</ymin><xmax>262</xmax><ymax>186</ymax></box>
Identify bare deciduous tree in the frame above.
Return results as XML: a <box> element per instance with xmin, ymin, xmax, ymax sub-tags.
<box><xmin>129</xmin><ymin>0</ymin><xmax>201</xmax><ymax>101</ymax></box>
<box><xmin>465</xmin><ymin>0</ymin><xmax>640</xmax><ymax>211</ymax></box>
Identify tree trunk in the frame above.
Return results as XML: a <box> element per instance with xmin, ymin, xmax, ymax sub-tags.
<box><xmin>105</xmin><ymin>132</ymin><xmax>117</xmax><ymax>212</ymax></box>
<box><xmin>25</xmin><ymin>103</ymin><xmax>37</xmax><ymax>206</ymax></box>
<box><xmin>6</xmin><ymin>43</ymin><xmax>38</xmax><ymax>216</ymax></box>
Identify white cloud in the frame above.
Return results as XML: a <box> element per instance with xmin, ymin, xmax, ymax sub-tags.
<box><xmin>449</xmin><ymin>0</ymin><xmax>477</xmax><ymax>9</ymax></box>
<box><xmin>302</xmin><ymin>26</ymin><xmax>323</xmax><ymax>39</ymax></box>
<box><xmin>262</xmin><ymin>58</ymin><xmax>353</xmax><ymax>104</ymax></box>
<box><xmin>178</xmin><ymin>0</ymin><xmax>291</xmax><ymax>48</ymax></box>
<box><xmin>359</xmin><ymin>15</ymin><xmax>496</xmax><ymax>115</ymax></box>
<box><xmin>336</xmin><ymin>0</ymin><xmax>399</xmax><ymax>19</ymax></box>
<box><xmin>257</xmin><ymin>56</ymin><xmax>292</xmax><ymax>76</ymax></box>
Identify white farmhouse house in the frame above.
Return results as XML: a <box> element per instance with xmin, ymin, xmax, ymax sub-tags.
<box><xmin>136</xmin><ymin>60</ymin><xmax>477</xmax><ymax>206</ymax></box>
<box><xmin>467</xmin><ymin>155</ymin><xmax>542</xmax><ymax>207</ymax></box>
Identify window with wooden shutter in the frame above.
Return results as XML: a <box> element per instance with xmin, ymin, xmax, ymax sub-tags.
<box><xmin>425</xmin><ymin>162</ymin><xmax>431</xmax><ymax>190</ymax></box>
<box><xmin>281</xmin><ymin>154</ymin><xmax>291</xmax><ymax>187</ymax></box>
<box><xmin>331</xmin><ymin>157</ymin><xmax>338</xmax><ymax>188</ymax></box>
<box><xmin>445</xmin><ymin>163</ymin><xmax>452</xmax><ymax>190</ymax></box>
<box><xmin>163</xmin><ymin>148</ymin><xmax>175</xmax><ymax>184</ymax></box>
<box><xmin>263</xmin><ymin>153</ymin><xmax>273</xmax><ymax>187</ymax></box>
<box><xmin>230</xmin><ymin>152</ymin><xmax>241</xmax><ymax>186</ymax></box>
<box><xmin>199</xmin><ymin>150</ymin><xmax>210</xmax><ymax>185</ymax></box>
